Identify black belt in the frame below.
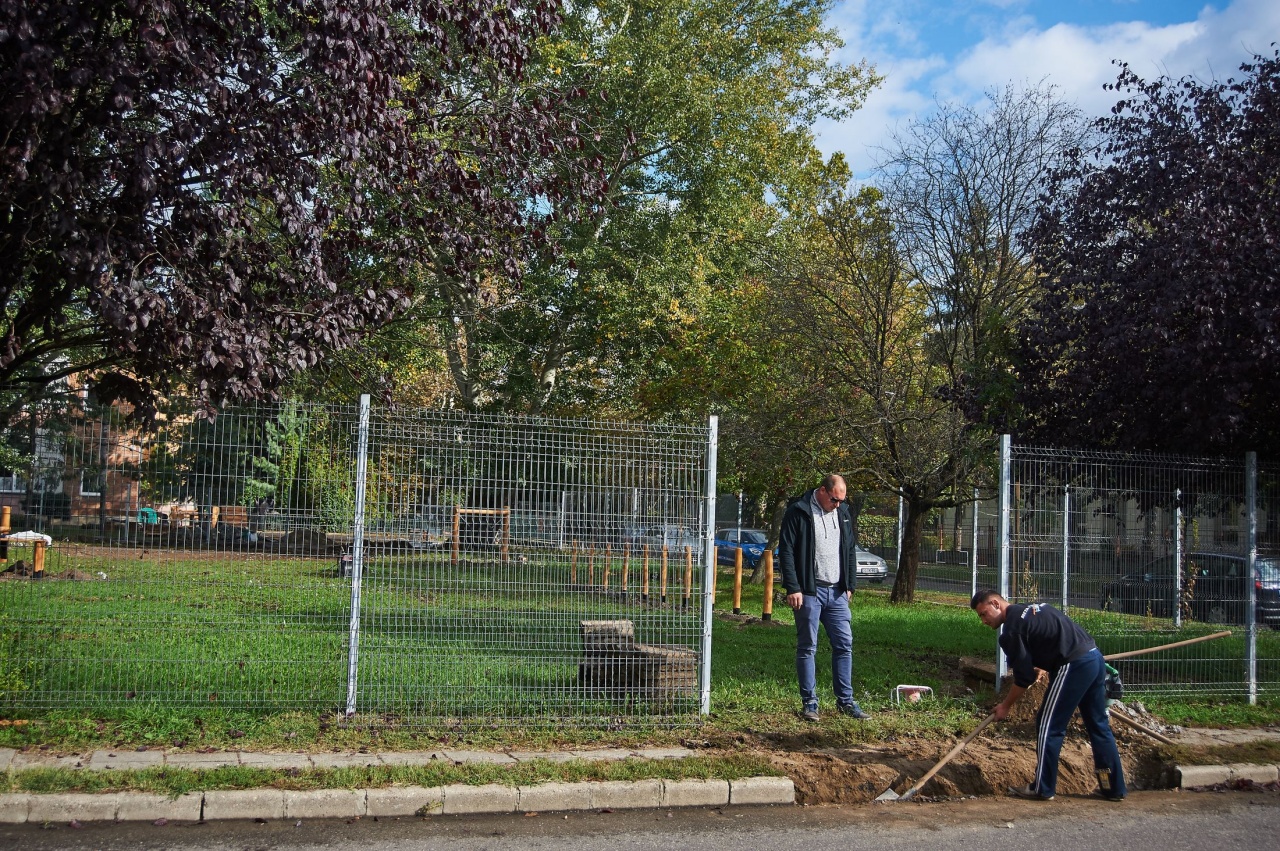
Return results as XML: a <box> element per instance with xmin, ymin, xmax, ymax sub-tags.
<box><xmin>817</xmin><ymin>581</ymin><xmax>836</xmax><ymax>587</ymax></box>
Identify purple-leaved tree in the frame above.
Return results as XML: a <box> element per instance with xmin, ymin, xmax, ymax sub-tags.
<box><xmin>1019</xmin><ymin>49</ymin><xmax>1280</xmax><ymax>455</ymax></box>
<box><xmin>0</xmin><ymin>0</ymin><xmax>608</xmax><ymax>421</ymax></box>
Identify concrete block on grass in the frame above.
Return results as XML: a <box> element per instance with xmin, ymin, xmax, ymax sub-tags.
<box><xmin>27</xmin><ymin>792</ymin><xmax>121</xmax><ymax>823</ymax></box>
<box><xmin>202</xmin><ymin>789</ymin><xmax>286</xmax><ymax>821</ymax></box>
<box><xmin>590</xmin><ymin>779</ymin><xmax>663</xmax><ymax>809</ymax></box>
<box><xmin>0</xmin><ymin>747</ymin><xmax>16</xmax><ymax>771</ymax></box>
<box><xmin>441</xmin><ymin>784</ymin><xmax>518</xmax><ymax>814</ymax></box>
<box><xmin>115</xmin><ymin>792</ymin><xmax>203</xmax><ymax>822</ymax></box>
<box><xmin>366</xmin><ymin>786</ymin><xmax>445</xmax><ymax>817</ymax></box>
<box><xmin>518</xmin><ymin>781</ymin><xmax>594</xmax><ymax>813</ymax></box>
<box><xmin>662</xmin><ymin>779</ymin><xmax>730</xmax><ymax>808</ymax></box>
<box><xmin>729</xmin><ymin>776</ymin><xmax>795</xmax><ymax>805</ymax></box>
<box><xmin>0</xmin><ymin>793</ymin><xmax>31</xmax><ymax>824</ymax></box>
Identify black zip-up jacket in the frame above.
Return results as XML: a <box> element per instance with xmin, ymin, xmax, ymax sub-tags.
<box><xmin>999</xmin><ymin>602</ymin><xmax>1098</xmax><ymax>688</ymax></box>
<box><xmin>777</xmin><ymin>488</ymin><xmax>855</xmax><ymax>596</ymax></box>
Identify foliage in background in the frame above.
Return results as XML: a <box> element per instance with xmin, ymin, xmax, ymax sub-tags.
<box><xmin>335</xmin><ymin>0</ymin><xmax>877</xmax><ymax>418</ymax></box>
<box><xmin>0</xmin><ymin>0</ymin><xmax>606</xmax><ymax>423</ymax></box>
<box><xmin>1019</xmin><ymin>50</ymin><xmax>1280</xmax><ymax>456</ymax></box>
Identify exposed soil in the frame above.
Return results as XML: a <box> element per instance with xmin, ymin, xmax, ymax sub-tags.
<box><xmin>717</xmin><ymin>677</ymin><xmax>1174</xmax><ymax>805</ymax></box>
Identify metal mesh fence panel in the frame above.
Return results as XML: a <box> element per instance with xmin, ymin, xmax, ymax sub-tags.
<box><xmin>349</xmin><ymin>407</ymin><xmax>711</xmax><ymax>724</ymax></box>
<box><xmin>1003</xmin><ymin>443</ymin><xmax>1279</xmax><ymax>699</ymax></box>
<box><xmin>0</xmin><ymin>399</ymin><xmax>713</xmax><ymax>726</ymax></box>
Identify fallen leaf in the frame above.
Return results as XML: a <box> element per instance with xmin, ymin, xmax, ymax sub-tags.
<box><xmin>69</xmin><ymin>819</ymin><xmax>83</xmax><ymax>829</ymax></box>
<box><xmin>524</xmin><ymin>812</ymin><xmax>539</xmax><ymax>817</ymax></box>
<box><xmin>153</xmin><ymin>818</ymin><xmax>168</xmax><ymax>826</ymax></box>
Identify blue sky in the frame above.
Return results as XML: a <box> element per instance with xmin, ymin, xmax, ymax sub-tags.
<box><xmin>820</xmin><ymin>0</ymin><xmax>1280</xmax><ymax>176</ymax></box>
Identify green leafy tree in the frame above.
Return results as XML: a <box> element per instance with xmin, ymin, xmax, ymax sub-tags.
<box><xmin>354</xmin><ymin>0</ymin><xmax>877</xmax><ymax>414</ymax></box>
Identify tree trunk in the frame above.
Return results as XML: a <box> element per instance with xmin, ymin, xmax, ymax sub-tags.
<box><xmin>890</xmin><ymin>497</ymin><xmax>929</xmax><ymax>603</ymax></box>
<box><xmin>750</xmin><ymin>496</ymin><xmax>789</xmax><ymax>584</ymax></box>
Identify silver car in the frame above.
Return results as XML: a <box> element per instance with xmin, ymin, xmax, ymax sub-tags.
<box><xmin>855</xmin><ymin>548</ymin><xmax>888</xmax><ymax>584</ymax></box>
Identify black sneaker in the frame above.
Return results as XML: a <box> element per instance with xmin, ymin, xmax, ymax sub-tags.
<box><xmin>837</xmin><ymin>703</ymin><xmax>871</xmax><ymax>720</ymax></box>
<box><xmin>800</xmin><ymin>706</ymin><xmax>820</xmax><ymax>722</ymax></box>
<box><xmin>1008</xmin><ymin>784</ymin><xmax>1054</xmax><ymax>801</ymax></box>
<box><xmin>1091</xmin><ymin>789</ymin><xmax>1126</xmax><ymax>802</ymax></box>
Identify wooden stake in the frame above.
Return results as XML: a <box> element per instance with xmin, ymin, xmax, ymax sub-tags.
<box><xmin>732</xmin><ymin>547</ymin><xmax>744</xmax><ymax>614</ymax></box>
<box><xmin>682</xmin><ymin>545</ymin><xmax>693</xmax><ymax>608</ymax></box>
<box><xmin>660</xmin><ymin>546</ymin><xmax>669</xmax><ymax>603</ymax></box>
<box><xmin>762</xmin><ymin>550</ymin><xmax>774</xmax><ymax>621</ymax></box>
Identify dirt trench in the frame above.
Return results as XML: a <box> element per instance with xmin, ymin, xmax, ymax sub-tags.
<box><xmin>740</xmin><ymin>678</ymin><xmax>1167</xmax><ymax>805</ymax></box>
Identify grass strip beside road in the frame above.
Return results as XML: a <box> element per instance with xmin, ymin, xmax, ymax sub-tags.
<box><xmin>1</xmin><ymin>754</ymin><xmax>780</xmax><ymax>798</ymax></box>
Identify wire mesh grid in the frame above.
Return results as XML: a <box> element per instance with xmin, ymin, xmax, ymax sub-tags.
<box><xmin>1004</xmin><ymin>444</ymin><xmax>1279</xmax><ymax>699</ymax></box>
<box><xmin>0</xmin><ymin>399</ymin><xmax>713</xmax><ymax>726</ymax></box>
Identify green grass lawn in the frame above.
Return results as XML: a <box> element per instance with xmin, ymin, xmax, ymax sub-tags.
<box><xmin>2</xmin><ymin>552</ymin><xmax>1277</xmax><ymax>752</ymax></box>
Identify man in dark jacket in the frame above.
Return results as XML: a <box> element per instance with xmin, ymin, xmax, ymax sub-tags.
<box><xmin>778</xmin><ymin>474</ymin><xmax>869</xmax><ymax>721</ymax></box>
<box><xmin>971</xmin><ymin>589</ymin><xmax>1126</xmax><ymax>801</ymax></box>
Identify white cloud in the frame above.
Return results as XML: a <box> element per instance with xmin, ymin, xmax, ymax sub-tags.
<box><xmin>815</xmin><ymin>0</ymin><xmax>1280</xmax><ymax>179</ymax></box>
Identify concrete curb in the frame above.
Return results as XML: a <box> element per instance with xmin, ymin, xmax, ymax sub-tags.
<box><xmin>0</xmin><ymin>777</ymin><xmax>795</xmax><ymax>824</ymax></box>
<box><xmin>1176</xmin><ymin>763</ymin><xmax>1280</xmax><ymax>788</ymax></box>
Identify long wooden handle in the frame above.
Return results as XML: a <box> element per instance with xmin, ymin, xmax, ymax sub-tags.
<box><xmin>1103</xmin><ymin>630</ymin><xmax>1231</xmax><ymax>661</ymax></box>
<box><xmin>1108</xmin><ymin>707</ymin><xmax>1175</xmax><ymax>745</ymax></box>
<box><xmin>900</xmin><ymin>713</ymin><xmax>997</xmax><ymax>800</ymax></box>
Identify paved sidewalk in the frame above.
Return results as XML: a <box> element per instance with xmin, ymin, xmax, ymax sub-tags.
<box><xmin>0</xmin><ymin>745</ymin><xmax>697</xmax><ymax>773</ymax></box>
<box><xmin>0</xmin><ymin>745</ymin><xmax>797</xmax><ymax>824</ymax></box>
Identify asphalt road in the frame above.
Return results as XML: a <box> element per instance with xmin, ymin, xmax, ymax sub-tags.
<box><xmin>5</xmin><ymin>790</ymin><xmax>1277</xmax><ymax>851</ymax></box>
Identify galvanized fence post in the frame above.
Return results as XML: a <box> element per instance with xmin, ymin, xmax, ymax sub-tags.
<box><xmin>997</xmin><ymin>435</ymin><xmax>1012</xmax><ymax>682</ymax></box>
<box><xmin>700</xmin><ymin>416</ymin><xmax>719</xmax><ymax>715</ymax></box>
<box><xmin>971</xmin><ymin>487</ymin><xmax>979</xmax><ymax>599</ymax></box>
<box><xmin>1246</xmin><ymin>451</ymin><xmax>1258</xmax><ymax>705</ymax></box>
<box><xmin>896</xmin><ymin>494</ymin><xmax>904</xmax><ymax>574</ymax></box>
<box><xmin>345</xmin><ymin>394</ymin><xmax>371</xmax><ymax>716</ymax></box>
<box><xmin>1174</xmin><ymin>488</ymin><xmax>1183</xmax><ymax>629</ymax></box>
<box><xmin>1061</xmin><ymin>485</ymin><xmax>1070</xmax><ymax>610</ymax></box>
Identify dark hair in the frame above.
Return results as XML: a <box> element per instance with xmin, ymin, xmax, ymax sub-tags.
<box><xmin>970</xmin><ymin>588</ymin><xmax>1000</xmax><ymax>610</ymax></box>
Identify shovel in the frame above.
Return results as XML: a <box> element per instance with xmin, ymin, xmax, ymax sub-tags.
<box><xmin>875</xmin><ymin>712</ymin><xmax>998</xmax><ymax>802</ymax></box>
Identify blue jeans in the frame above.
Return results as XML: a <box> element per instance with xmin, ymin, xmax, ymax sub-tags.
<box><xmin>1032</xmin><ymin>647</ymin><xmax>1127</xmax><ymax>799</ymax></box>
<box><xmin>794</xmin><ymin>586</ymin><xmax>854</xmax><ymax>708</ymax></box>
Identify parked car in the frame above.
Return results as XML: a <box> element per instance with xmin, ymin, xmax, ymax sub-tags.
<box><xmin>854</xmin><ymin>548</ymin><xmax>888</xmax><ymax>584</ymax></box>
<box><xmin>715</xmin><ymin>527</ymin><xmax>771</xmax><ymax>567</ymax></box>
<box><xmin>630</xmin><ymin>523</ymin><xmax>702</xmax><ymax>555</ymax></box>
<box><xmin>1101</xmin><ymin>552</ymin><xmax>1280</xmax><ymax>628</ymax></box>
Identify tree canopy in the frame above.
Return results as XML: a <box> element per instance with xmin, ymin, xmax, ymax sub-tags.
<box><xmin>1019</xmin><ymin>49</ymin><xmax>1280</xmax><ymax>455</ymax></box>
<box><xmin>0</xmin><ymin>0</ymin><xmax>603</xmax><ymax>421</ymax></box>
<box><xmin>351</xmin><ymin>0</ymin><xmax>877</xmax><ymax>414</ymax></box>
